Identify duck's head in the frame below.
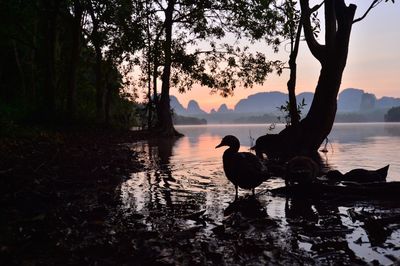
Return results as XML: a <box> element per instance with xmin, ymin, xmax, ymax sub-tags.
<box><xmin>215</xmin><ymin>135</ymin><xmax>240</xmax><ymax>151</ymax></box>
<box><xmin>326</xmin><ymin>169</ymin><xmax>343</xmax><ymax>179</ymax></box>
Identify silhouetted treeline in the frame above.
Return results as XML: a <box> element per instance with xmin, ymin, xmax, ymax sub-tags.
<box><xmin>173</xmin><ymin>115</ymin><xmax>207</xmax><ymax>125</ymax></box>
<box><xmin>0</xmin><ymin>0</ymin><xmax>143</xmax><ymax>129</ymax></box>
<box><xmin>385</xmin><ymin>106</ymin><xmax>400</xmax><ymax>122</ymax></box>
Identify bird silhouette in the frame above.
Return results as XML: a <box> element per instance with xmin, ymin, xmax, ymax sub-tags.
<box><xmin>285</xmin><ymin>156</ymin><xmax>319</xmax><ymax>187</ymax></box>
<box><xmin>326</xmin><ymin>165</ymin><xmax>389</xmax><ymax>183</ymax></box>
<box><xmin>216</xmin><ymin>135</ymin><xmax>269</xmax><ymax>198</ymax></box>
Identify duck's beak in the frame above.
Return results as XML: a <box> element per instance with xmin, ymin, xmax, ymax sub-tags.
<box><xmin>215</xmin><ymin>142</ymin><xmax>224</xmax><ymax>149</ymax></box>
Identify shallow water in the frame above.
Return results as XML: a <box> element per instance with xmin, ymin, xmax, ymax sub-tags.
<box><xmin>120</xmin><ymin>123</ymin><xmax>400</xmax><ymax>264</ymax></box>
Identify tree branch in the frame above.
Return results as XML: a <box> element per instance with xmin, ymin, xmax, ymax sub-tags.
<box><xmin>300</xmin><ymin>0</ymin><xmax>324</xmax><ymax>62</ymax></box>
<box><xmin>193</xmin><ymin>49</ymin><xmax>231</xmax><ymax>56</ymax></box>
<box><xmin>353</xmin><ymin>0</ymin><xmax>381</xmax><ymax>24</ymax></box>
<box><xmin>310</xmin><ymin>1</ymin><xmax>325</xmax><ymax>13</ymax></box>
<box><xmin>291</xmin><ymin>17</ymin><xmax>302</xmax><ymax>60</ymax></box>
<box><xmin>154</xmin><ymin>0</ymin><xmax>166</xmax><ymax>12</ymax></box>
<box><xmin>173</xmin><ymin>7</ymin><xmax>196</xmax><ymax>23</ymax></box>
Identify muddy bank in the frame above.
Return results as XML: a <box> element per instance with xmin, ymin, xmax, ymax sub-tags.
<box><xmin>0</xmin><ymin>128</ymin><xmax>148</xmax><ymax>265</ymax></box>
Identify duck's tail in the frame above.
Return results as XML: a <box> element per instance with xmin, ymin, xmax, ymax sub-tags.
<box><xmin>377</xmin><ymin>164</ymin><xmax>390</xmax><ymax>179</ymax></box>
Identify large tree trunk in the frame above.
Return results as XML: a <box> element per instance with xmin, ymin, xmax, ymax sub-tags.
<box><xmin>156</xmin><ymin>0</ymin><xmax>182</xmax><ymax>137</ymax></box>
<box><xmin>29</xmin><ymin>20</ymin><xmax>38</xmax><ymax>105</ymax></box>
<box><xmin>66</xmin><ymin>1</ymin><xmax>83</xmax><ymax>120</ymax></box>
<box><xmin>146</xmin><ymin>52</ymin><xmax>153</xmax><ymax>129</ymax></box>
<box><xmin>104</xmin><ymin>77</ymin><xmax>112</xmax><ymax>125</ymax></box>
<box><xmin>42</xmin><ymin>0</ymin><xmax>59</xmax><ymax>116</ymax></box>
<box><xmin>146</xmin><ymin>12</ymin><xmax>153</xmax><ymax>130</ymax></box>
<box><xmin>152</xmin><ymin>39</ymin><xmax>159</xmax><ymax>120</ymax></box>
<box><xmin>279</xmin><ymin>0</ymin><xmax>356</xmax><ymax>153</ymax></box>
<box><xmin>87</xmin><ymin>3</ymin><xmax>105</xmax><ymax>123</ymax></box>
<box><xmin>94</xmin><ymin>44</ymin><xmax>104</xmax><ymax>122</ymax></box>
<box><xmin>12</xmin><ymin>41</ymin><xmax>26</xmax><ymax>98</ymax></box>
<box><xmin>104</xmin><ymin>62</ymin><xmax>116</xmax><ymax>125</ymax></box>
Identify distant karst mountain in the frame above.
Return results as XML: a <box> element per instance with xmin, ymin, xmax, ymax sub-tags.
<box><xmin>170</xmin><ymin>88</ymin><xmax>400</xmax><ymax>124</ymax></box>
<box><xmin>217</xmin><ymin>104</ymin><xmax>233</xmax><ymax>113</ymax></box>
<box><xmin>170</xmin><ymin>96</ymin><xmax>207</xmax><ymax>125</ymax></box>
<box><xmin>337</xmin><ymin>88</ymin><xmax>364</xmax><ymax>112</ymax></box>
<box><xmin>233</xmin><ymin>91</ymin><xmax>315</xmax><ymax>114</ymax></box>
<box><xmin>338</xmin><ymin>88</ymin><xmax>400</xmax><ymax>112</ymax></box>
<box><xmin>170</xmin><ymin>95</ymin><xmax>187</xmax><ymax>115</ymax></box>
<box><xmin>234</xmin><ymin>91</ymin><xmax>287</xmax><ymax>113</ymax></box>
<box><xmin>187</xmin><ymin>100</ymin><xmax>207</xmax><ymax>115</ymax></box>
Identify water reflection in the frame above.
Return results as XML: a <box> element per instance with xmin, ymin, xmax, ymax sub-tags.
<box><xmin>283</xmin><ymin>195</ymin><xmax>358</xmax><ymax>263</ymax></box>
<box><xmin>120</xmin><ymin>123</ymin><xmax>400</xmax><ymax>264</ymax></box>
<box><xmin>384</xmin><ymin>123</ymin><xmax>400</xmax><ymax>136</ymax></box>
<box><xmin>224</xmin><ymin>197</ymin><xmax>267</xmax><ymax>218</ymax></box>
<box><xmin>285</xmin><ymin>197</ymin><xmax>318</xmax><ymax>222</ymax></box>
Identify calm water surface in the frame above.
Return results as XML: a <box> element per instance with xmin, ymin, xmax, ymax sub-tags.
<box><xmin>120</xmin><ymin>123</ymin><xmax>400</xmax><ymax>264</ymax></box>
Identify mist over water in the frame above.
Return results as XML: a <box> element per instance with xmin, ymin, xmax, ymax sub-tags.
<box><xmin>120</xmin><ymin>123</ymin><xmax>400</xmax><ymax>264</ymax></box>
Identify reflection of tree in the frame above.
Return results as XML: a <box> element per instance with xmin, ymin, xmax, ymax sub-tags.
<box><xmin>148</xmin><ymin>138</ymin><xmax>176</xmax><ymax>164</ymax></box>
<box><xmin>284</xmin><ymin>197</ymin><xmax>361</xmax><ymax>263</ymax></box>
<box><xmin>384</xmin><ymin>124</ymin><xmax>400</xmax><ymax>137</ymax></box>
<box><xmin>312</xmin><ymin>203</ymin><xmax>361</xmax><ymax>263</ymax></box>
<box><xmin>146</xmin><ymin>138</ymin><xmax>177</xmax><ymax>211</ymax></box>
<box><xmin>143</xmin><ymin>137</ymin><xmax>208</xmax><ymax>222</ymax></box>
<box><xmin>311</xmin><ymin>152</ymin><xmax>333</xmax><ymax>175</ymax></box>
<box><xmin>178</xmin><ymin>126</ymin><xmax>208</xmax><ymax>142</ymax></box>
<box><xmin>224</xmin><ymin>196</ymin><xmax>267</xmax><ymax>218</ymax></box>
<box><xmin>285</xmin><ymin>197</ymin><xmax>317</xmax><ymax>222</ymax></box>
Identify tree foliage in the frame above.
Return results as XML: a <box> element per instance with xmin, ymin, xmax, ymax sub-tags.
<box><xmin>131</xmin><ymin>0</ymin><xmax>287</xmax><ymax>134</ymax></box>
<box><xmin>0</xmin><ymin>0</ymin><xmax>143</xmax><ymax>128</ymax></box>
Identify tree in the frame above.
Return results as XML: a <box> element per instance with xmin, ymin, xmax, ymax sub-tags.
<box><xmin>276</xmin><ymin>0</ymin><xmax>394</xmax><ymax>153</ymax></box>
<box><xmin>66</xmin><ymin>0</ymin><xmax>84</xmax><ymax>119</ymax></box>
<box><xmin>40</xmin><ymin>0</ymin><xmax>62</xmax><ymax>115</ymax></box>
<box><xmin>156</xmin><ymin>0</ymin><xmax>176</xmax><ymax>136</ymax></box>
<box><xmin>0</xmin><ymin>0</ymin><xmax>145</xmax><ymax>127</ymax></box>
<box><xmin>134</xmin><ymin>0</ymin><xmax>284</xmax><ymax>136</ymax></box>
<box><xmin>0</xmin><ymin>0</ymin><xmax>38</xmax><ymax>103</ymax></box>
<box><xmin>223</xmin><ymin>0</ymin><xmax>305</xmax><ymax>126</ymax></box>
<box><xmin>282</xmin><ymin>0</ymin><xmax>303</xmax><ymax>126</ymax></box>
<box><xmin>85</xmin><ymin>0</ymin><xmax>108</xmax><ymax>122</ymax></box>
<box><xmin>83</xmin><ymin>0</ymin><xmax>144</xmax><ymax>123</ymax></box>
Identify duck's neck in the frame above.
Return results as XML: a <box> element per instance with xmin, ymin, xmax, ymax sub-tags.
<box><xmin>224</xmin><ymin>144</ymin><xmax>239</xmax><ymax>154</ymax></box>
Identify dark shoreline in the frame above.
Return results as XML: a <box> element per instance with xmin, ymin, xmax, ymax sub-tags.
<box><xmin>0</xmin><ymin>127</ymin><xmax>150</xmax><ymax>265</ymax></box>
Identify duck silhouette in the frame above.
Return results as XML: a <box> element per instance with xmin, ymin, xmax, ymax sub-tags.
<box><xmin>285</xmin><ymin>156</ymin><xmax>319</xmax><ymax>187</ymax></box>
<box><xmin>216</xmin><ymin>135</ymin><xmax>269</xmax><ymax>198</ymax></box>
<box><xmin>326</xmin><ymin>165</ymin><xmax>389</xmax><ymax>183</ymax></box>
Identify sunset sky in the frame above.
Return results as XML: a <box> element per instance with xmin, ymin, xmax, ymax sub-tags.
<box><xmin>169</xmin><ymin>1</ymin><xmax>400</xmax><ymax>113</ymax></box>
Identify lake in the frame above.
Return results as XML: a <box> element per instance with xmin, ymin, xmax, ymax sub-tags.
<box><xmin>120</xmin><ymin>123</ymin><xmax>400</xmax><ymax>264</ymax></box>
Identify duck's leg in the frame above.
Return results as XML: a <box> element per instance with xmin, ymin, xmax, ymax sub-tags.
<box><xmin>235</xmin><ymin>186</ymin><xmax>238</xmax><ymax>200</ymax></box>
<box><xmin>252</xmin><ymin>188</ymin><xmax>255</xmax><ymax>196</ymax></box>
